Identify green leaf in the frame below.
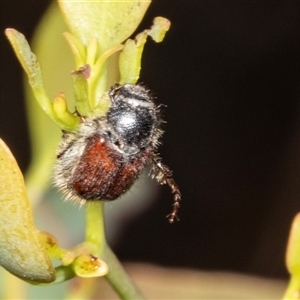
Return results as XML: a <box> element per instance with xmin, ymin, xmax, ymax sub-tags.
<box><xmin>119</xmin><ymin>17</ymin><xmax>171</xmax><ymax>84</ymax></box>
<box><xmin>119</xmin><ymin>33</ymin><xmax>147</xmax><ymax>84</ymax></box>
<box><xmin>58</xmin><ymin>0</ymin><xmax>151</xmax><ymax>50</ymax></box>
<box><xmin>4</xmin><ymin>29</ymin><xmax>53</xmax><ymax>116</ymax></box>
<box><xmin>286</xmin><ymin>213</ymin><xmax>300</xmax><ymax>274</ymax></box>
<box><xmin>23</xmin><ymin>3</ymin><xmax>77</xmax><ymax>204</ymax></box>
<box><xmin>5</xmin><ymin>28</ymin><xmax>79</xmax><ymax>132</ymax></box>
<box><xmin>0</xmin><ymin>139</ymin><xmax>55</xmax><ymax>283</ymax></box>
<box><xmin>283</xmin><ymin>213</ymin><xmax>300</xmax><ymax>299</ymax></box>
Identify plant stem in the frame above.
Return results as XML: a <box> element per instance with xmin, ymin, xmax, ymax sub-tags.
<box><xmin>85</xmin><ymin>201</ymin><xmax>145</xmax><ymax>299</ymax></box>
<box><xmin>85</xmin><ymin>202</ymin><xmax>106</xmax><ymax>255</ymax></box>
<box><xmin>103</xmin><ymin>245</ymin><xmax>146</xmax><ymax>300</ymax></box>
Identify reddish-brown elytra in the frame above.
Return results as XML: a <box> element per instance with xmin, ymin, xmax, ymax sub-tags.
<box><xmin>53</xmin><ymin>83</ymin><xmax>181</xmax><ymax>223</ymax></box>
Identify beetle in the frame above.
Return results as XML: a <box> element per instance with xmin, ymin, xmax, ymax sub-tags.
<box><xmin>53</xmin><ymin>83</ymin><xmax>181</xmax><ymax>223</ymax></box>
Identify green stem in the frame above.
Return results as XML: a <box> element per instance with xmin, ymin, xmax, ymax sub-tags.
<box><xmin>103</xmin><ymin>245</ymin><xmax>146</xmax><ymax>300</ymax></box>
<box><xmin>24</xmin><ymin>266</ymin><xmax>75</xmax><ymax>286</ymax></box>
<box><xmin>85</xmin><ymin>202</ymin><xmax>106</xmax><ymax>255</ymax></box>
<box><xmin>50</xmin><ymin>266</ymin><xmax>76</xmax><ymax>284</ymax></box>
<box><xmin>85</xmin><ymin>201</ymin><xmax>145</xmax><ymax>299</ymax></box>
